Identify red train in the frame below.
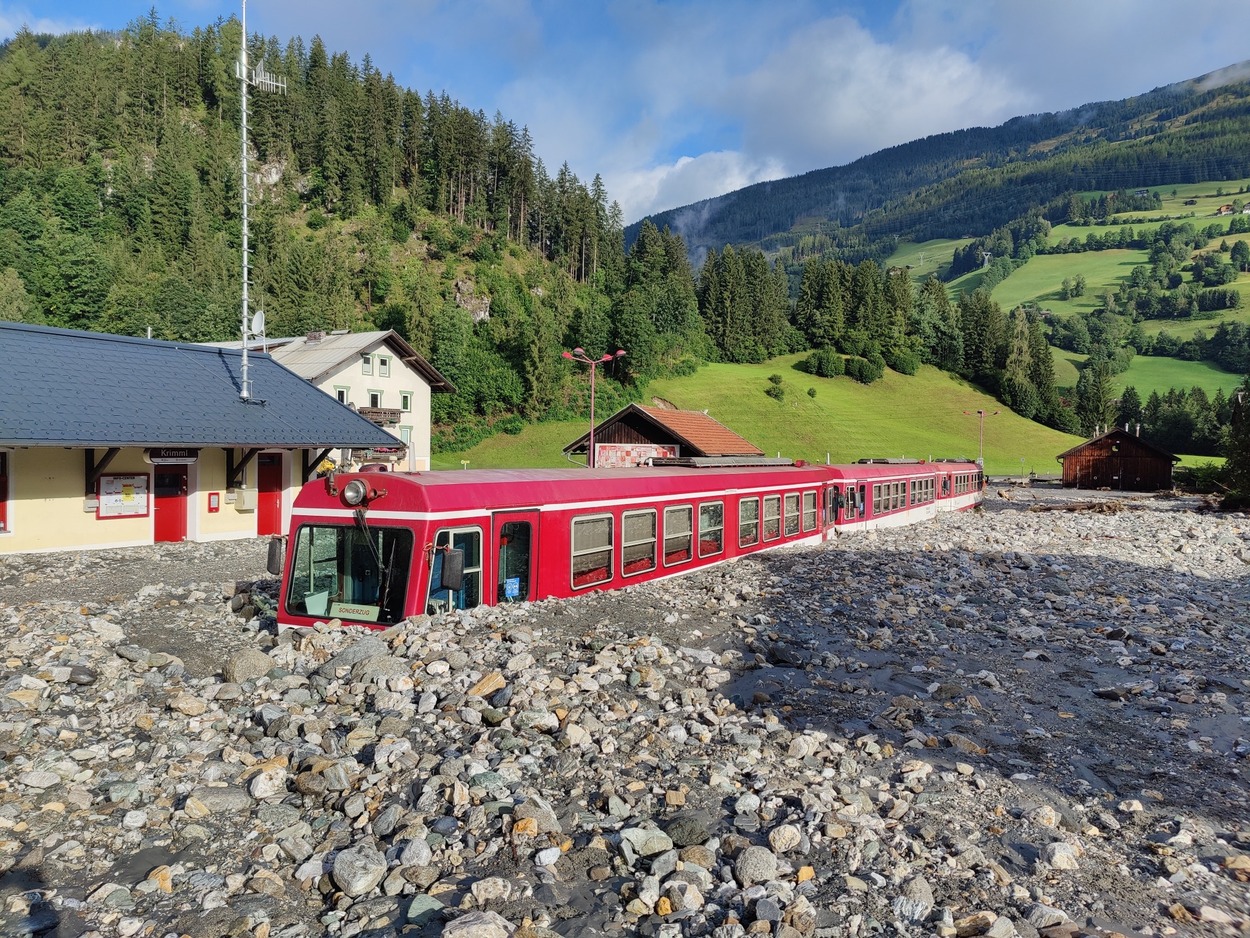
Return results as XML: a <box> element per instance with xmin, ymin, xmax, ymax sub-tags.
<box><xmin>269</xmin><ymin>457</ymin><xmax>982</xmax><ymax>631</ymax></box>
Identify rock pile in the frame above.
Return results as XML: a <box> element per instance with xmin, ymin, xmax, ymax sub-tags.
<box><xmin>0</xmin><ymin>489</ymin><xmax>1247</xmax><ymax>938</ymax></box>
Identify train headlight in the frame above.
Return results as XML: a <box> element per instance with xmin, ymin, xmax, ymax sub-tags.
<box><xmin>343</xmin><ymin>479</ymin><xmax>369</xmax><ymax>506</ymax></box>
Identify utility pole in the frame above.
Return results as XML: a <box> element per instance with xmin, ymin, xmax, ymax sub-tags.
<box><xmin>236</xmin><ymin>0</ymin><xmax>285</xmax><ymax>400</ymax></box>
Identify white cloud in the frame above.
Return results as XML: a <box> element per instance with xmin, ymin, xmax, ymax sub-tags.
<box><xmin>0</xmin><ymin>5</ymin><xmax>98</xmax><ymax>36</ymax></box>
<box><xmin>612</xmin><ymin>150</ymin><xmax>789</xmax><ymax>225</ymax></box>
<box><xmin>730</xmin><ymin>16</ymin><xmax>1032</xmax><ymax>173</ymax></box>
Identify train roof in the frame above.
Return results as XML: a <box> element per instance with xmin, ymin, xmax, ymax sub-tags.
<box><xmin>295</xmin><ymin>460</ymin><xmax>980</xmax><ymax>517</ymax></box>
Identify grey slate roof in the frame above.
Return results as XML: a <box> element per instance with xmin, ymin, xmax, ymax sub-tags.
<box><xmin>206</xmin><ymin>330</ymin><xmax>454</xmax><ymax>391</ymax></box>
<box><xmin>0</xmin><ymin>322</ymin><xmax>402</xmax><ymax>449</ymax></box>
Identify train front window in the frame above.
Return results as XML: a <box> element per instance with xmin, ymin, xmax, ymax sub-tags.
<box><xmin>428</xmin><ymin>527</ymin><xmax>482</xmax><ymax>613</ymax></box>
<box><xmin>286</xmin><ymin>523</ymin><xmax>413</xmax><ymax>625</ymax></box>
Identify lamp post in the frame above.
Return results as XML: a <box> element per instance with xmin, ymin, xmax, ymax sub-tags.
<box><xmin>563</xmin><ymin>347</ymin><xmax>626</xmax><ymax>468</ymax></box>
<box><xmin>963</xmin><ymin>409</ymin><xmax>999</xmax><ymax>469</ymax></box>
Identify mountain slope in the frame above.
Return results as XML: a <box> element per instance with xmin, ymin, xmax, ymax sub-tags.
<box><xmin>629</xmin><ymin>63</ymin><xmax>1250</xmax><ymax>264</ymax></box>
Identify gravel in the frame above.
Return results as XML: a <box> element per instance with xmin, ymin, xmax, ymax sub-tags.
<box><xmin>0</xmin><ymin>485</ymin><xmax>1246</xmax><ymax>938</ymax></box>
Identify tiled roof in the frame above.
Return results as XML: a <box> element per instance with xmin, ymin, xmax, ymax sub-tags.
<box><xmin>205</xmin><ymin>330</ymin><xmax>454</xmax><ymax>391</ymax></box>
<box><xmin>564</xmin><ymin>403</ymin><xmax>762</xmax><ymax>456</ymax></box>
<box><xmin>637</xmin><ymin>406</ymin><xmax>763</xmax><ymax>455</ymax></box>
<box><xmin>0</xmin><ymin>322</ymin><xmax>402</xmax><ymax>449</ymax></box>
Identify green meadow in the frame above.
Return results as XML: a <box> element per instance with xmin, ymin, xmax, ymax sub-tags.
<box><xmin>886</xmin><ymin>238</ymin><xmax>972</xmax><ymax>280</ymax></box>
<box><xmin>434</xmin><ymin>355</ymin><xmax>1082</xmax><ymax>477</ymax></box>
<box><xmin>989</xmin><ymin>249</ymin><xmax>1150</xmax><ymax>317</ymax></box>
<box><xmin>1116</xmin><ymin>355</ymin><xmax>1242</xmax><ymax>397</ymax></box>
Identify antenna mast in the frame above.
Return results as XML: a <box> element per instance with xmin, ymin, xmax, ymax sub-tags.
<box><xmin>236</xmin><ymin>0</ymin><xmax>285</xmax><ymax>400</ymax></box>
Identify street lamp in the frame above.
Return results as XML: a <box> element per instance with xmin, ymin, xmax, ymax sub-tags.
<box><xmin>962</xmin><ymin>409</ymin><xmax>999</xmax><ymax>468</ymax></box>
<box><xmin>563</xmin><ymin>346</ymin><xmax>626</xmax><ymax>468</ymax></box>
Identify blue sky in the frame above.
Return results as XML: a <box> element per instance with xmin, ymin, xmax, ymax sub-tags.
<box><xmin>4</xmin><ymin>1</ymin><xmax>1250</xmax><ymax>224</ymax></box>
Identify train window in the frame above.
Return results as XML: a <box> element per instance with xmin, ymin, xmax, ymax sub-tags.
<box><xmin>664</xmin><ymin>505</ymin><xmax>693</xmax><ymax>566</ymax></box>
<box><xmin>859</xmin><ymin>485</ymin><xmax>867</xmax><ymax>515</ymax></box>
<box><xmin>872</xmin><ymin>484</ymin><xmax>883</xmax><ymax>514</ymax></box>
<box><xmin>783</xmin><ymin>493</ymin><xmax>800</xmax><ymax>536</ymax></box>
<box><xmin>739</xmin><ymin>498</ymin><xmax>760</xmax><ymax>547</ymax></box>
<box><xmin>286</xmin><ymin>523</ymin><xmax>414</xmax><ymax>625</ymax></box>
<box><xmin>699</xmin><ymin>502</ymin><xmax>724</xmax><ymax>557</ymax></box>
<box><xmin>762</xmin><ymin>496</ymin><xmax>781</xmax><ymax>541</ymax></box>
<box><xmin>894</xmin><ymin>482</ymin><xmax>903</xmax><ymax>510</ymax></box>
<box><xmin>803</xmin><ymin>491</ymin><xmax>818</xmax><ymax>530</ymax></box>
<box><xmin>571</xmin><ymin>515</ymin><xmax>613</xmax><ymax>589</ymax></box>
<box><xmin>427</xmin><ymin>527</ymin><xmax>482</xmax><ymax>614</ymax></box>
<box><xmin>622</xmin><ymin>510</ymin><xmax>657</xmax><ymax>577</ymax></box>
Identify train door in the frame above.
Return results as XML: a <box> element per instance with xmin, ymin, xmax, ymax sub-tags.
<box><xmin>257</xmin><ymin>453</ymin><xmax>284</xmax><ymax>536</ymax></box>
<box><xmin>493</xmin><ymin>510</ymin><xmax>537</xmax><ymax>603</ymax></box>
<box><xmin>154</xmin><ymin>467</ymin><xmax>188</xmax><ymax>542</ymax></box>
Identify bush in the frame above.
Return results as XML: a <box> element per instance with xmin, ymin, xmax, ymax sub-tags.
<box><xmin>765</xmin><ymin>377</ymin><xmax>785</xmax><ymax>401</ymax></box>
<box><xmin>497</xmin><ymin>414</ymin><xmax>526</xmax><ymax>435</ymax></box>
<box><xmin>306</xmin><ymin>210</ymin><xmax>327</xmax><ymax>231</ymax></box>
<box><xmin>885</xmin><ymin>348</ymin><xmax>919</xmax><ymax>375</ymax></box>
<box><xmin>807</xmin><ymin>387</ymin><xmax>816</xmax><ymax>399</ymax></box>
<box><xmin>803</xmin><ymin>347</ymin><xmax>845</xmax><ymax>378</ymax></box>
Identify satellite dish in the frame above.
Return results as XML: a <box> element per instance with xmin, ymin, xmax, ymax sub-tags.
<box><xmin>250</xmin><ymin>309</ymin><xmax>265</xmax><ymax>336</ymax></box>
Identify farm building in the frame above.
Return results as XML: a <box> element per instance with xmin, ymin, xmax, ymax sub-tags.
<box><xmin>1056</xmin><ymin>428</ymin><xmax>1178</xmax><ymax>492</ymax></box>
<box><xmin>563</xmin><ymin>403</ymin><xmax>765</xmax><ymax>468</ymax></box>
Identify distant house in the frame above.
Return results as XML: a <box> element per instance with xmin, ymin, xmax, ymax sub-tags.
<box><xmin>1184</xmin><ymin>199</ymin><xmax>1198</xmax><ymax>206</ymax></box>
<box><xmin>0</xmin><ymin>322</ymin><xmax>401</xmax><ymax>554</ymax></box>
<box><xmin>1134</xmin><ymin>188</ymin><xmax>1149</xmax><ymax>197</ymax></box>
<box><xmin>1217</xmin><ymin>204</ymin><xmax>1235</xmax><ymax>216</ymax></box>
<box><xmin>207</xmin><ymin>330</ymin><xmax>454</xmax><ymax>471</ymax></box>
<box><xmin>563</xmin><ymin>403</ymin><xmax>766</xmax><ymax>468</ymax></box>
<box><xmin>1056</xmin><ymin>427</ymin><xmax>1178</xmax><ymax>492</ymax></box>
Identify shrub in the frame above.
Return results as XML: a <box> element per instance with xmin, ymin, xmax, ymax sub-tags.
<box><xmin>497</xmin><ymin>414</ymin><xmax>526</xmax><ymax>435</ymax></box>
<box><xmin>885</xmin><ymin>348</ymin><xmax>919</xmax><ymax>375</ymax></box>
<box><xmin>803</xmin><ymin>347</ymin><xmax>845</xmax><ymax>378</ymax></box>
<box><xmin>807</xmin><ymin>387</ymin><xmax>816</xmax><ymax>399</ymax></box>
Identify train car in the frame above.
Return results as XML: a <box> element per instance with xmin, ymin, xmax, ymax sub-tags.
<box><xmin>269</xmin><ymin>457</ymin><xmax>983</xmax><ymax>631</ymax></box>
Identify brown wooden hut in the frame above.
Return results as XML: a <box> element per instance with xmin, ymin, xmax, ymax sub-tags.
<box><xmin>1056</xmin><ymin>428</ymin><xmax>1178</xmax><ymax>491</ymax></box>
<box><xmin>563</xmin><ymin>403</ymin><xmax>764</xmax><ymax>468</ymax></box>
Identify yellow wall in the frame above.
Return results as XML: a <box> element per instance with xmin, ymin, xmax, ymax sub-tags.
<box><xmin>0</xmin><ymin>446</ymin><xmax>307</xmax><ymax>555</ymax></box>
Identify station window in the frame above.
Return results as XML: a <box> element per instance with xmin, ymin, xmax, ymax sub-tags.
<box><xmin>783</xmin><ymin>493</ymin><xmax>800</xmax><ymax>536</ymax></box>
<box><xmin>361</xmin><ymin>353</ymin><xmax>373</xmax><ymax>375</ymax></box>
<box><xmin>699</xmin><ymin>502</ymin><xmax>724</xmax><ymax>557</ymax></box>
<box><xmin>401</xmin><ymin>392</ymin><xmax>412</xmax><ymax>412</ymax></box>
<box><xmin>379</xmin><ymin>356</ymin><xmax>391</xmax><ymax>378</ymax></box>
<box><xmin>739</xmin><ymin>498</ymin><xmax>759</xmax><ymax>547</ymax></box>
<box><xmin>663</xmin><ymin>505</ymin><xmax>693</xmax><ymax>566</ymax></box>
<box><xmin>762</xmin><ymin>495</ymin><xmax>781</xmax><ymax>541</ymax></box>
<box><xmin>336</xmin><ymin>387</ymin><xmax>349</xmax><ymax>404</ymax></box>
<box><xmin>803</xmin><ymin>491</ymin><xmax>818</xmax><ymax>530</ymax></box>
<box><xmin>572</xmin><ymin>514</ymin><xmax>613</xmax><ymax>588</ymax></box>
<box><xmin>622</xmin><ymin>510</ymin><xmax>657</xmax><ymax>577</ymax></box>
<box><xmin>369</xmin><ymin>391</ymin><xmax>382</xmax><ymax>408</ymax></box>
<box><xmin>427</xmin><ymin>527</ymin><xmax>482</xmax><ymax>613</ymax></box>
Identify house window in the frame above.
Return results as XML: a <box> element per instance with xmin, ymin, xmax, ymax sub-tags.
<box><xmin>361</xmin><ymin>353</ymin><xmax>373</xmax><ymax>375</ymax></box>
<box><xmin>336</xmin><ymin>388</ymin><xmax>349</xmax><ymax>404</ymax></box>
<box><xmin>379</xmin><ymin>356</ymin><xmax>390</xmax><ymax>378</ymax></box>
<box><xmin>369</xmin><ymin>391</ymin><xmax>382</xmax><ymax>408</ymax></box>
<box><xmin>399</xmin><ymin>426</ymin><xmax>412</xmax><ymax>445</ymax></box>
<box><xmin>400</xmin><ymin>392</ymin><xmax>412</xmax><ymax>412</ymax></box>
<box><xmin>0</xmin><ymin>452</ymin><xmax>8</xmax><ymax>533</ymax></box>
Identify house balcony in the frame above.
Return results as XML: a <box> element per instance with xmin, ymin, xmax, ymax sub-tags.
<box><xmin>357</xmin><ymin>406</ymin><xmax>402</xmax><ymax>427</ymax></box>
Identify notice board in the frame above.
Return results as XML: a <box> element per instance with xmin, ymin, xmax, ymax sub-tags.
<box><xmin>97</xmin><ymin>473</ymin><xmax>150</xmax><ymax>519</ymax></box>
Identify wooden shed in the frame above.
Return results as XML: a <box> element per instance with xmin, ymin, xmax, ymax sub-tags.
<box><xmin>1057</xmin><ymin>428</ymin><xmax>1178</xmax><ymax>492</ymax></box>
<box><xmin>563</xmin><ymin>403</ymin><xmax>764</xmax><ymax>469</ymax></box>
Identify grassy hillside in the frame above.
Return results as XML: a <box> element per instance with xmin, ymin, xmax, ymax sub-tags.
<box><xmin>435</xmin><ymin>356</ymin><xmax>1083</xmax><ymax>477</ymax></box>
<box><xmin>1116</xmin><ymin>355</ymin><xmax>1243</xmax><ymax>397</ymax></box>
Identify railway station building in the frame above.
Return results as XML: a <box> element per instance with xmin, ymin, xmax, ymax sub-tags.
<box><xmin>0</xmin><ymin>322</ymin><xmax>403</xmax><ymax>554</ymax></box>
<box><xmin>563</xmin><ymin>403</ymin><xmax>765</xmax><ymax>468</ymax></box>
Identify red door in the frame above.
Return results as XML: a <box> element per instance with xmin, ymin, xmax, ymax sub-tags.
<box><xmin>258</xmin><ymin>453</ymin><xmax>283</xmax><ymax>536</ymax></box>
<box><xmin>154</xmin><ymin>467</ymin><xmax>188</xmax><ymax>542</ymax></box>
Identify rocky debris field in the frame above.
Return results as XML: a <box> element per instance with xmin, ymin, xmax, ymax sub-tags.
<box><xmin>0</xmin><ymin>488</ymin><xmax>1247</xmax><ymax>938</ymax></box>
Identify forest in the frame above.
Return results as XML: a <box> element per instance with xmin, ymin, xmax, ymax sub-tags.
<box><xmin>0</xmin><ymin>14</ymin><xmax>1245</xmax><ymax>460</ymax></box>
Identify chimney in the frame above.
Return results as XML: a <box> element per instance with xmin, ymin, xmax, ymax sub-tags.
<box><xmin>1135</xmin><ymin>422</ymin><xmax>1141</xmax><ymax>437</ymax></box>
<box><xmin>306</xmin><ymin>330</ymin><xmax>325</xmax><ymax>344</ymax></box>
